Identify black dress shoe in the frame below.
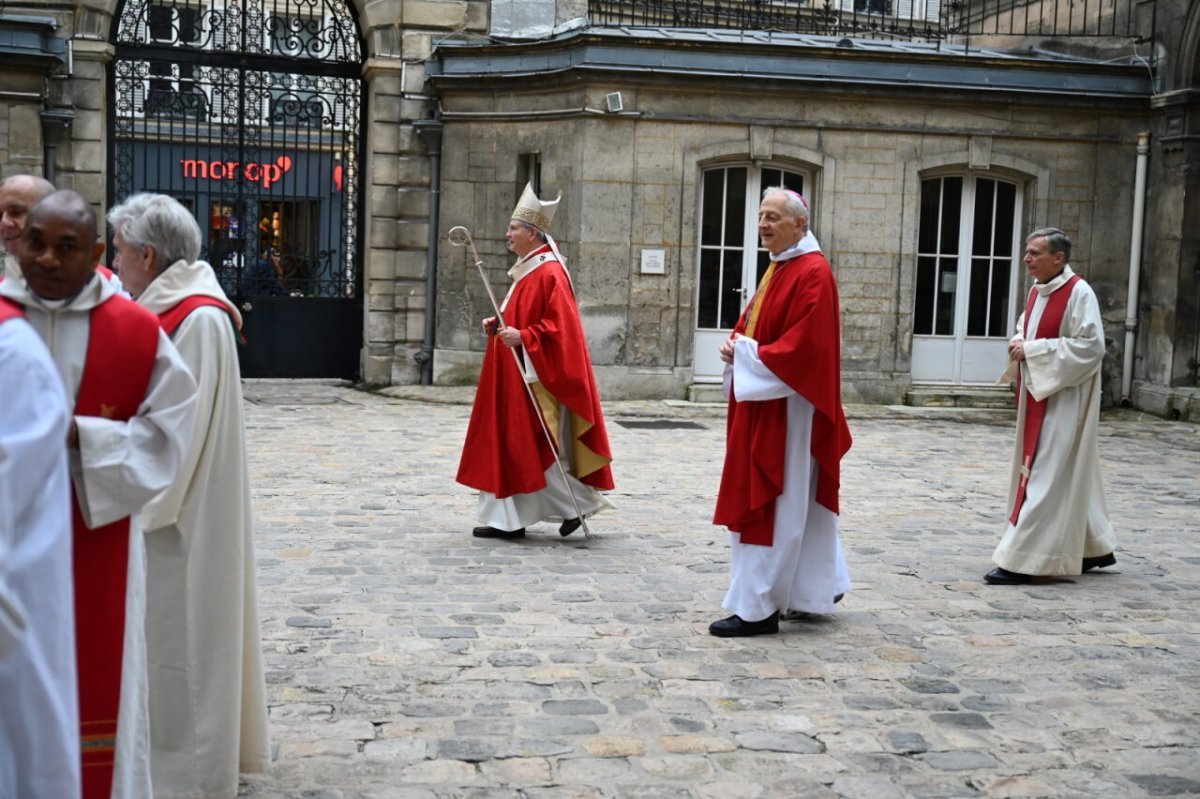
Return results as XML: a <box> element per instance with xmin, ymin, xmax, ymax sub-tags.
<box><xmin>559</xmin><ymin>518</ymin><xmax>582</xmax><ymax>537</ymax></box>
<box><xmin>984</xmin><ymin>566</ymin><xmax>1032</xmax><ymax>585</ymax></box>
<box><xmin>834</xmin><ymin>593</ymin><xmax>844</xmax><ymax>604</ymax></box>
<box><xmin>708</xmin><ymin>612</ymin><xmax>780</xmax><ymax>637</ymax></box>
<box><xmin>1082</xmin><ymin>553</ymin><xmax>1116</xmax><ymax>572</ymax></box>
<box><xmin>472</xmin><ymin>526</ymin><xmax>525</xmax><ymax>539</ymax></box>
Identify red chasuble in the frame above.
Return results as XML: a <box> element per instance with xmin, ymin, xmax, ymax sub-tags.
<box><xmin>713</xmin><ymin>251</ymin><xmax>852</xmax><ymax>546</ymax></box>
<box><xmin>72</xmin><ymin>296</ymin><xmax>159</xmax><ymax>799</ymax></box>
<box><xmin>457</xmin><ymin>246</ymin><xmax>614</xmax><ymax>499</ymax></box>
<box><xmin>1008</xmin><ymin>274</ymin><xmax>1081</xmax><ymax>525</ymax></box>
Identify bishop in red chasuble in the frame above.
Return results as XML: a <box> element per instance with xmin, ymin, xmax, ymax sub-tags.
<box><xmin>457</xmin><ymin>183</ymin><xmax>614</xmax><ymax>539</ymax></box>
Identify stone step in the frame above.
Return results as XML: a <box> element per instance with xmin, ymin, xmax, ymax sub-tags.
<box><xmin>686</xmin><ymin>383</ymin><xmax>726</xmax><ymax>404</ymax></box>
<box><xmin>906</xmin><ymin>385</ymin><xmax>1015</xmax><ymax>409</ymax></box>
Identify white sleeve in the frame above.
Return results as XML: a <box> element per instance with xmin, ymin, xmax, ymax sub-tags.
<box><xmin>729</xmin><ymin>336</ymin><xmax>796</xmax><ymax>402</ymax></box>
<box><xmin>72</xmin><ymin>329</ymin><xmax>199</xmax><ymax>528</ymax></box>
<box><xmin>1022</xmin><ymin>286</ymin><xmax>1106</xmax><ymax>402</ymax></box>
<box><xmin>0</xmin><ymin>321</ymin><xmax>71</xmax><ymax>660</ymax></box>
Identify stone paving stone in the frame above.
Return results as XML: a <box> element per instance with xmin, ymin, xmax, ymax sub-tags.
<box><xmin>236</xmin><ymin>383</ymin><xmax>1200</xmax><ymax>798</ymax></box>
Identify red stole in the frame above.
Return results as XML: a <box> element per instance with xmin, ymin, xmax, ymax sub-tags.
<box><xmin>457</xmin><ymin>249</ymin><xmax>614</xmax><ymax>498</ymax></box>
<box><xmin>713</xmin><ymin>252</ymin><xmax>852</xmax><ymax>546</ymax></box>
<box><xmin>72</xmin><ymin>296</ymin><xmax>159</xmax><ymax>799</ymax></box>
<box><xmin>0</xmin><ymin>296</ymin><xmax>23</xmax><ymax>323</ymax></box>
<box><xmin>158</xmin><ymin>294</ymin><xmax>243</xmax><ymax>340</ymax></box>
<box><xmin>1008</xmin><ymin>274</ymin><xmax>1081</xmax><ymax>525</ymax></box>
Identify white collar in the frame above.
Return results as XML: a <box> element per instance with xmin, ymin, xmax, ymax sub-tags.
<box><xmin>769</xmin><ymin>231</ymin><xmax>821</xmax><ymax>263</ymax></box>
<box><xmin>1034</xmin><ymin>264</ymin><xmax>1076</xmax><ymax>296</ymax></box>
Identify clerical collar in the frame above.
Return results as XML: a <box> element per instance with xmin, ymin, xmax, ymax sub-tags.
<box><xmin>769</xmin><ymin>231</ymin><xmax>821</xmax><ymax>262</ymax></box>
<box><xmin>1034</xmin><ymin>264</ymin><xmax>1076</xmax><ymax>296</ymax></box>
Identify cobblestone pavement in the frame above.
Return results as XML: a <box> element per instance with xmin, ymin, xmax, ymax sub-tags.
<box><xmin>237</xmin><ymin>381</ymin><xmax>1200</xmax><ymax>799</ymax></box>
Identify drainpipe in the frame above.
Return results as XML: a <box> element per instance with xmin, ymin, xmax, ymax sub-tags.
<box><xmin>40</xmin><ymin>107</ymin><xmax>74</xmax><ymax>184</ymax></box>
<box><xmin>413</xmin><ymin>118</ymin><xmax>443</xmax><ymax>385</ymax></box>
<box><xmin>1120</xmin><ymin>131</ymin><xmax>1150</xmax><ymax>406</ymax></box>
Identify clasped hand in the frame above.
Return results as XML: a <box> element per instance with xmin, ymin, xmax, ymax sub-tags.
<box><xmin>482</xmin><ymin>316</ymin><xmax>522</xmax><ymax>349</ymax></box>
<box><xmin>1008</xmin><ymin>337</ymin><xmax>1026</xmax><ymax>362</ymax></box>
<box><xmin>718</xmin><ymin>332</ymin><xmax>739</xmax><ymax>365</ymax></box>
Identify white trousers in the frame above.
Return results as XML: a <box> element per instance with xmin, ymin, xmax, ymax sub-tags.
<box><xmin>722</xmin><ymin>397</ymin><xmax>851</xmax><ymax>620</ymax></box>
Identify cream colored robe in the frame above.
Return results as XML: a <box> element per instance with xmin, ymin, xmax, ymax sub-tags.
<box><xmin>0</xmin><ymin>271</ymin><xmax>198</xmax><ymax>799</ymax></box>
<box><xmin>136</xmin><ymin>260</ymin><xmax>270</xmax><ymax>798</ymax></box>
<box><xmin>0</xmin><ymin>314</ymin><xmax>79</xmax><ymax>798</ymax></box>
<box><xmin>993</xmin><ymin>266</ymin><xmax>1117</xmax><ymax>575</ymax></box>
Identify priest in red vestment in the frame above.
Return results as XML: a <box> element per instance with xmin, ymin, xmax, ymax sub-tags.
<box><xmin>2</xmin><ymin>190</ymin><xmax>197</xmax><ymax>798</ymax></box>
<box><xmin>710</xmin><ymin>187</ymin><xmax>852</xmax><ymax>637</ymax></box>
<box><xmin>457</xmin><ymin>183</ymin><xmax>614</xmax><ymax>539</ymax></box>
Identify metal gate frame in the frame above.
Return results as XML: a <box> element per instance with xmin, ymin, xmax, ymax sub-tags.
<box><xmin>107</xmin><ymin>0</ymin><xmax>367</xmax><ymax>378</ymax></box>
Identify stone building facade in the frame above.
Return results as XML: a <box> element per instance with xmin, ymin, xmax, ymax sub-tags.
<box><xmin>0</xmin><ymin>0</ymin><xmax>1197</xmax><ymax>414</ymax></box>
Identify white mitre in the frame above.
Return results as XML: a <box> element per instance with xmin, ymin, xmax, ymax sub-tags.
<box><xmin>511</xmin><ymin>182</ymin><xmax>561</xmax><ymax>234</ymax></box>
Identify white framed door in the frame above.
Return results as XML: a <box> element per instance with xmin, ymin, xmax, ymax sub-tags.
<box><xmin>911</xmin><ymin>175</ymin><xmax>1022</xmax><ymax>384</ymax></box>
<box><xmin>693</xmin><ymin>164</ymin><xmax>809</xmax><ymax>381</ymax></box>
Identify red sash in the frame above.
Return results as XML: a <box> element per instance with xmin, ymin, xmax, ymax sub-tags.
<box><xmin>0</xmin><ymin>296</ymin><xmax>23</xmax><ymax>323</ymax></box>
<box><xmin>73</xmin><ymin>297</ymin><xmax>159</xmax><ymax>799</ymax></box>
<box><xmin>158</xmin><ymin>294</ymin><xmax>242</xmax><ymax>340</ymax></box>
<box><xmin>1008</xmin><ymin>274</ymin><xmax>1081</xmax><ymax>525</ymax></box>
<box><xmin>96</xmin><ymin>264</ymin><xmax>115</xmax><ymax>281</ymax></box>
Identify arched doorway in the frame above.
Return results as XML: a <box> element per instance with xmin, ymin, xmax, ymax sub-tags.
<box><xmin>108</xmin><ymin>0</ymin><xmax>365</xmax><ymax>378</ymax></box>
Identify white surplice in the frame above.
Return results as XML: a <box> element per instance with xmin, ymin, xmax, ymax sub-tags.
<box><xmin>721</xmin><ymin>337</ymin><xmax>852</xmax><ymax>619</ymax></box>
<box><xmin>135</xmin><ymin>260</ymin><xmax>270</xmax><ymax>798</ymax></box>
<box><xmin>993</xmin><ymin>266</ymin><xmax>1117</xmax><ymax>575</ymax></box>
<box><xmin>0</xmin><ymin>272</ymin><xmax>198</xmax><ymax>799</ymax></box>
<box><xmin>0</xmin><ymin>315</ymin><xmax>80</xmax><ymax>799</ymax></box>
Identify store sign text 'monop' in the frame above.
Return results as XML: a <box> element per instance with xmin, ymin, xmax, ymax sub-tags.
<box><xmin>181</xmin><ymin>155</ymin><xmax>294</xmax><ymax>188</ymax></box>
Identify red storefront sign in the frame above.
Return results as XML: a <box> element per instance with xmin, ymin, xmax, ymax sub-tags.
<box><xmin>180</xmin><ymin>155</ymin><xmax>294</xmax><ymax>188</ymax></box>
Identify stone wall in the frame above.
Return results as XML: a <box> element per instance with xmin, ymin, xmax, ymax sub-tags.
<box><xmin>432</xmin><ymin>77</ymin><xmax>1148</xmax><ymax>403</ymax></box>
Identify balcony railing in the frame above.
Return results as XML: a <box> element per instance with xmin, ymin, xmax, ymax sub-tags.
<box><xmin>588</xmin><ymin>0</ymin><xmax>1157</xmax><ymax>47</ymax></box>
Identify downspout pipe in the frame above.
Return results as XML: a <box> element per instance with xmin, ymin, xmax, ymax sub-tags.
<box><xmin>413</xmin><ymin>118</ymin><xmax>443</xmax><ymax>386</ymax></box>
<box><xmin>1121</xmin><ymin>131</ymin><xmax>1150</xmax><ymax>406</ymax></box>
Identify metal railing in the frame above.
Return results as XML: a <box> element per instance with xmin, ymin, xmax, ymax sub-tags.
<box><xmin>587</xmin><ymin>0</ymin><xmax>1157</xmax><ymax>47</ymax></box>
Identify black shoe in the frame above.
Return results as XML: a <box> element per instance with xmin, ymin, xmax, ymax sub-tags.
<box><xmin>834</xmin><ymin>593</ymin><xmax>844</xmax><ymax>604</ymax></box>
<box><xmin>984</xmin><ymin>566</ymin><xmax>1032</xmax><ymax>585</ymax></box>
<box><xmin>708</xmin><ymin>612</ymin><xmax>780</xmax><ymax>637</ymax></box>
<box><xmin>1082</xmin><ymin>553</ymin><xmax>1116</xmax><ymax>572</ymax></box>
<box><xmin>559</xmin><ymin>518</ymin><xmax>582</xmax><ymax>537</ymax></box>
<box><xmin>472</xmin><ymin>526</ymin><xmax>525</xmax><ymax>539</ymax></box>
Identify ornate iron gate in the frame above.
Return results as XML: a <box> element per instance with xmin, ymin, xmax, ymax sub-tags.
<box><xmin>109</xmin><ymin>0</ymin><xmax>364</xmax><ymax>378</ymax></box>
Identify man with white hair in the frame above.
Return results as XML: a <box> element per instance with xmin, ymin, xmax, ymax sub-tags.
<box><xmin>109</xmin><ymin>192</ymin><xmax>270</xmax><ymax>796</ymax></box>
<box><xmin>457</xmin><ymin>182</ymin><xmax>614</xmax><ymax>539</ymax></box>
<box><xmin>710</xmin><ymin>186</ymin><xmax>853</xmax><ymax>637</ymax></box>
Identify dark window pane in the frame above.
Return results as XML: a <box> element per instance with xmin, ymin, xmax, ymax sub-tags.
<box><xmin>914</xmin><ymin>255</ymin><xmax>936</xmax><ymax>334</ymax></box>
<box><xmin>989</xmin><ymin>260</ymin><xmax>1011</xmax><ymax>336</ymax></box>
<box><xmin>720</xmin><ymin>250</ymin><xmax>743</xmax><ymax>329</ymax></box>
<box><xmin>994</xmin><ymin>181</ymin><xmax>1016</xmax><ymax>255</ymax></box>
<box><xmin>761</xmin><ymin>168</ymin><xmax>781</xmax><ymax>192</ymax></box>
<box><xmin>697</xmin><ymin>249</ymin><xmax>721</xmax><ymax>328</ymax></box>
<box><xmin>918</xmin><ymin>179</ymin><xmax>942</xmax><ymax>253</ymax></box>
<box><xmin>149</xmin><ymin>5</ymin><xmax>172</xmax><ymax>39</ymax></box>
<box><xmin>724</xmin><ymin>167</ymin><xmax>747</xmax><ymax>248</ymax></box>
<box><xmin>935</xmin><ymin>257</ymin><xmax>958</xmax><ymax>335</ymax></box>
<box><xmin>782</xmin><ymin>171</ymin><xmax>804</xmax><ymax>196</ymax></box>
<box><xmin>755</xmin><ymin>249</ymin><xmax>770</xmax><ymax>285</ymax></box>
<box><xmin>972</xmin><ymin>179</ymin><xmax>995</xmax><ymax>257</ymax></box>
<box><xmin>700</xmin><ymin>170</ymin><xmax>724</xmax><ymax>246</ymax></box>
<box><xmin>967</xmin><ymin>258</ymin><xmax>990</xmax><ymax>336</ymax></box>
<box><xmin>939</xmin><ymin>177</ymin><xmax>962</xmax><ymax>254</ymax></box>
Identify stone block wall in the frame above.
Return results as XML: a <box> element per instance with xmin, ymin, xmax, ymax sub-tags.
<box><xmin>433</xmin><ymin>77</ymin><xmax>1148</xmax><ymax>403</ymax></box>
